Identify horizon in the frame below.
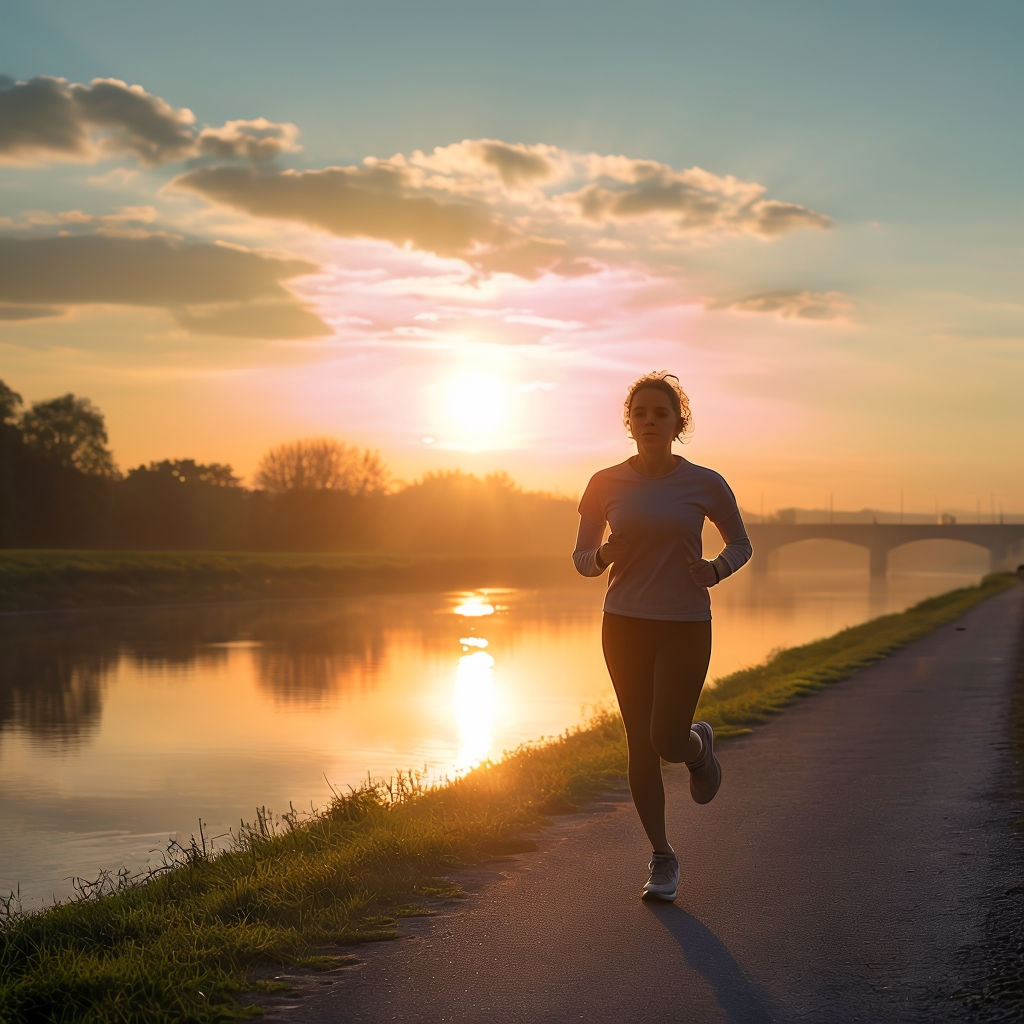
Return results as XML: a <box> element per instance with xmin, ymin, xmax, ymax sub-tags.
<box><xmin>2</xmin><ymin>1</ymin><xmax>1022</xmax><ymax>515</ymax></box>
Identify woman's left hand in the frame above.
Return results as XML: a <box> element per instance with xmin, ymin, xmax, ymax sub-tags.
<box><xmin>688</xmin><ymin>559</ymin><xmax>717</xmax><ymax>588</ymax></box>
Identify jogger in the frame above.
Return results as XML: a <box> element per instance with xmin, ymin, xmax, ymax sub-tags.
<box><xmin>573</xmin><ymin>371</ymin><xmax>751</xmax><ymax>900</ymax></box>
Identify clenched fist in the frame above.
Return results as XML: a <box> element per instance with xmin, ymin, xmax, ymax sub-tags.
<box><xmin>688</xmin><ymin>559</ymin><xmax>718</xmax><ymax>588</ymax></box>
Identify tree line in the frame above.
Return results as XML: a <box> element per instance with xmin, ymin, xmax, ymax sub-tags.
<box><xmin>0</xmin><ymin>379</ymin><xmax>577</xmax><ymax>554</ymax></box>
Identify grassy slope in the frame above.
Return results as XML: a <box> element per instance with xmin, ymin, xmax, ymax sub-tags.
<box><xmin>0</xmin><ymin>574</ymin><xmax>1017</xmax><ymax>1023</ymax></box>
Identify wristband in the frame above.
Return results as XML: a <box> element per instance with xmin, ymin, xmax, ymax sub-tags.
<box><xmin>712</xmin><ymin>560</ymin><xmax>721</xmax><ymax>584</ymax></box>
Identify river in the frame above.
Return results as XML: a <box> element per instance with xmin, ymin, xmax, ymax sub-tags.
<box><xmin>0</xmin><ymin>567</ymin><xmax>982</xmax><ymax>908</ymax></box>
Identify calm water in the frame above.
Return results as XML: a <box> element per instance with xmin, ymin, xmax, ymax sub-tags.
<box><xmin>0</xmin><ymin>568</ymin><xmax>980</xmax><ymax>907</ymax></box>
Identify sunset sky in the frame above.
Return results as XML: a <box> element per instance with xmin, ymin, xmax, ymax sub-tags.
<box><xmin>2</xmin><ymin>0</ymin><xmax>1021</xmax><ymax>515</ymax></box>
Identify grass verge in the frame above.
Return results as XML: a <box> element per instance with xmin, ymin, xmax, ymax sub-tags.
<box><xmin>0</xmin><ymin>573</ymin><xmax>1017</xmax><ymax>1023</ymax></box>
<box><xmin>0</xmin><ymin>550</ymin><xmax>576</xmax><ymax>612</ymax></box>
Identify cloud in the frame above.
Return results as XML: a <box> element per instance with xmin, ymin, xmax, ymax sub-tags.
<box><xmin>172</xmin><ymin>138</ymin><xmax>831</xmax><ymax>280</ymax></box>
<box><xmin>476</xmin><ymin>140</ymin><xmax>557</xmax><ymax>186</ymax></box>
<box><xmin>752</xmin><ymin>201</ymin><xmax>832</xmax><ymax>237</ymax></box>
<box><xmin>197</xmin><ymin>118</ymin><xmax>301</xmax><ymax>162</ymax></box>
<box><xmin>85</xmin><ymin>166</ymin><xmax>140</xmax><ymax>188</ymax></box>
<box><xmin>473</xmin><ymin>236</ymin><xmax>596</xmax><ymax>278</ymax></box>
<box><xmin>0</xmin><ymin>76</ymin><xmax>194</xmax><ymax>165</ymax></box>
<box><xmin>71</xmin><ymin>77</ymin><xmax>195</xmax><ymax>164</ymax></box>
<box><xmin>8</xmin><ymin>205</ymin><xmax>160</xmax><ymax>234</ymax></box>
<box><xmin>0</xmin><ymin>69</ymin><xmax>834</xmax><ymax>297</ymax></box>
<box><xmin>0</xmin><ymin>233</ymin><xmax>327</xmax><ymax>336</ymax></box>
<box><xmin>407</xmin><ymin>139</ymin><xmax>567</xmax><ymax>190</ymax></box>
<box><xmin>0</xmin><ymin>76</ymin><xmax>298</xmax><ymax>167</ymax></box>
<box><xmin>172</xmin><ymin>300</ymin><xmax>328</xmax><ymax>338</ymax></box>
<box><xmin>0</xmin><ymin>304</ymin><xmax>63</xmax><ymax>321</ymax></box>
<box><xmin>0</xmin><ymin>75</ymin><xmax>90</xmax><ymax>163</ymax></box>
<box><xmin>571</xmin><ymin>160</ymin><xmax>831</xmax><ymax>237</ymax></box>
<box><xmin>711</xmin><ymin>289</ymin><xmax>852</xmax><ymax>320</ymax></box>
<box><xmin>173</xmin><ymin>162</ymin><xmax>512</xmax><ymax>260</ymax></box>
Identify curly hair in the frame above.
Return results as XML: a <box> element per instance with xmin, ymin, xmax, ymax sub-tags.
<box><xmin>622</xmin><ymin>371</ymin><xmax>693</xmax><ymax>441</ymax></box>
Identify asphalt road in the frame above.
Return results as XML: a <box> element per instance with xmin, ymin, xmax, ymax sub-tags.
<box><xmin>259</xmin><ymin>584</ymin><xmax>1023</xmax><ymax>1024</ymax></box>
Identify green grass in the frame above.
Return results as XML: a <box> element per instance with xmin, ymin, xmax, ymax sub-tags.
<box><xmin>0</xmin><ymin>573</ymin><xmax>1017</xmax><ymax>1023</ymax></box>
<box><xmin>0</xmin><ymin>549</ymin><xmax>576</xmax><ymax>611</ymax></box>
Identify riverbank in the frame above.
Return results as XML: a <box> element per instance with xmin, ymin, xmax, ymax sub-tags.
<box><xmin>0</xmin><ymin>574</ymin><xmax>1018</xmax><ymax>1024</ymax></box>
<box><xmin>0</xmin><ymin>550</ymin><xmax>578</xmax><ymax>613</ymax></box>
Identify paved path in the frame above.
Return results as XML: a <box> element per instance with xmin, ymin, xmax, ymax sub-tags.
<box><xmin>261</xmin><ymin>585</ymin><xmax>1023</xmax><ymax>1024</ymax></box>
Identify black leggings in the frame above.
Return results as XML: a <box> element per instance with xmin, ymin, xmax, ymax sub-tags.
<box><xmin>601</xmin><ymin>613</ymin><xmax>712</xmax><ymax>763</ymax></box>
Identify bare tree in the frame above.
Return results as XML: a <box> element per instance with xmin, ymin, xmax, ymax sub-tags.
<box><xmin>20</xmin><ymin>393</ymin><xmax>118</xmax><ymax>477</ymax></box>
<box><xmin>254</xmin><ymin>439</ymin><xmax>389</xmax><ymax>494</ymax></box>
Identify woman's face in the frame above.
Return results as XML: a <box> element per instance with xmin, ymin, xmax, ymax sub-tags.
<box><xmin>628</xmin><ymin>387</ymin><xmax>681</xmax><ymax>448</ymax></box>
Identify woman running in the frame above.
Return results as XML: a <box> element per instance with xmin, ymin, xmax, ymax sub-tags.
<box><xmin>572</xmin><ymin>371</ymin><xmax>752</xmax><ymax>901</ymax></box>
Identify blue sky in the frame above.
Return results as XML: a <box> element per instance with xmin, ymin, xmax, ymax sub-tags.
<box><xmin>1</xmin><ymin>0</ymin><xmax>1022</xmax><ymax>512</ymax></box>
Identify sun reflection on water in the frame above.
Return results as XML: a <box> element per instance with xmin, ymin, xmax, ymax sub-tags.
<box><xmin>452</xmin><ymin>594</ymin><xmax>496</xmax><ymax>617</ymax></box>
<box><xmin>451</xmin><ymin>592</ymin><xmax>503</xmax><ymax>770</ymax></box>
<box><xmin>453</xmin><ymin>648</ymin><xmax>496</xmax><ymax>771</ymax></box>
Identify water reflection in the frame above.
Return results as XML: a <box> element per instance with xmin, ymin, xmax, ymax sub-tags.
<box><xmin>1</xmin><ymin>620</ymin><xmax>111</xmax><ymax>746</ymax></box>
<box><xmin>0</xmin><ymin>596</ymin><xmax>455</xmax><ymax>741</ymax></box>
<box><xmin>250</xmin><ymin>607</ymin><xmax>387</xmax><ymax>702</ymax></box>
<box><xmin>0</xmin><ymin>605</ymin><xmax>251</xmax><ymax>745</ymax></box>
<box><xmin>453</xmin><ymin>648</ymin><xmax>496</xmax><ymax>770</ymax></box>
<box><xmin>0</xmin><ymin>572</ymin><xmax>982</xmax><ymax>747</ymax></box>
<box><xmin>452</xmin><ymin>594</ymin><xmax>497</xmax><ymax>617</ymax></box>
<box><xmin>451</xmin><ymin>592</ymin><xmax>502</xmax><ymax>770</ymax></box>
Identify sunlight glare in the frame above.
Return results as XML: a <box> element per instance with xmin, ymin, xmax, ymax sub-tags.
<box><xmin>433</xmin><ymin>369</ymin><xmax>513</xmax><ymax>450</ymax></box>
<box><xmin>453</xmin><ymin>649</ymin><xmax>496</xmax><ymax>771</ymax></box>
<box><xmin>453</xmin><ymin>594</ymin><xmax>496</xmax><ymax>617</ymax></box>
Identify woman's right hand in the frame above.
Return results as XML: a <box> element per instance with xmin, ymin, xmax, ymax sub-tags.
<box><xmin>600</xmin><ymin>532</ymin><xmax>630</xmax><ymax>565</ymax></box>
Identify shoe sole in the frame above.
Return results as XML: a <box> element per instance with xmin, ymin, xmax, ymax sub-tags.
<box><xmin>641</xmin><ymin>853</ymin><xmax>679</xmax><ymax>901</ymax></box>
<box><xmin>690</xmin><ymin>720</ymin><xmax>722</xmax><ymax>804</ymax></box>
<box><xmin>641</xmin><ymin>886</ymin><xmax>678</xmax><ymax>902</ymax></box>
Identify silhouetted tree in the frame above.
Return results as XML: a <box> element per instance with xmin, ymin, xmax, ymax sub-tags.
<box><xmin>2</xmin><ymin>443</ymin><xmax>113</xmax><ymax>546</ymax></box>
<box><xmin>254</xmin><ymin>439</ymin><xmax>388</xmax><ymax>495</ymax></box>
<box><xmin>385</xmin><ymin>470</ymin><xmax>576</xmax><ymax>555</ymax></box>
<box><xmin>0</xmin><ymin>379</ymin><xmax>22</xmax><ymax>423</ymax></box>
<box><xmin>0</xmin><ymin>426</ymin><xmax>19</xmax><ymax>545</ymax></box>
<box><xmin>0</xmin><ymin>383</ymin><xmax>113</xmax><ymax>545</ymax></box>
<box><xmin>117</xmin><ymin>459</ymin><xmax>245</xmax><ymax>548</ymax></box>
<box><xmin>0</xmin><ymin>380</ymin><xmax>21</xmax><ymax>542</ymax></box>
<box><xmin>129</xmin><ymin>458</ymin><xmax>241</xmax><ymax>488</ymax></box>
<box><xmin>20</xmin><ymin>393</ymin><xmax>118</xmax><ymax>477</ymax></box>
<box><xmin>251</xmin><ymin>440</ymin><xmax>389</xmax><ymax>550</ymax></box>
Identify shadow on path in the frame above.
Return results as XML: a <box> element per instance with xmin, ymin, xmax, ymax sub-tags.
<box><xmin>646</xmin><ymin>903</ymin><xmax>782</xmax><ymax>1024</ymax></box>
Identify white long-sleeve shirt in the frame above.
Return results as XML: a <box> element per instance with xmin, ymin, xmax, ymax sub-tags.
<box><xmin>572</xmin><ymin>456</ymin><xmax>752</xmax><ymax>621</ymax></box>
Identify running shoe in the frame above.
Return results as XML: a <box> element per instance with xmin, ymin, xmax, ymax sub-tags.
<box><xmin>641</xmin><ymin>850</ymin><xmax>679</xmax><ymax>902</ymax></box>
<box><xmin>686</xmin><ymin>720</ymin><xmax>722</xmax><ymax>804</ymax></box>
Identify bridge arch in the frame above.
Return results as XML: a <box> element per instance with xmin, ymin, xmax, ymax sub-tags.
<box><xmin>746</xmin><ymin>523</ymin><xmax>1024</xmax><ymax>578</ymax></box>
<box><xmin>759</xmin><ymin>537</ymin><xmax>870</xmax><ymax>573</ymax></box>
<box><xmin>886</xmin><ymin>537</ymin><xmax>990</xmax><ymax>575</ymax></box>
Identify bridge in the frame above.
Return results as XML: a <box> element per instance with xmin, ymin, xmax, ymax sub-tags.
<box><xmin>743</xmin><ymin>523</ymin><xmax>1024</xmax><ymax>578</ymax></box>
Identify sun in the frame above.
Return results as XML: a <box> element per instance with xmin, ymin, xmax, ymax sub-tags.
<box><xmin>434</xmin><ymin>369</ymin><xmax>511</xmax><ymax>449</ymax></box>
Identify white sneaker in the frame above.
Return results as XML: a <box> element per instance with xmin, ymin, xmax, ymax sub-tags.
<box><xmin>641</xmin><ymin>850</ymin><xmax>679</xmax><ymax>901</ymax></box>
